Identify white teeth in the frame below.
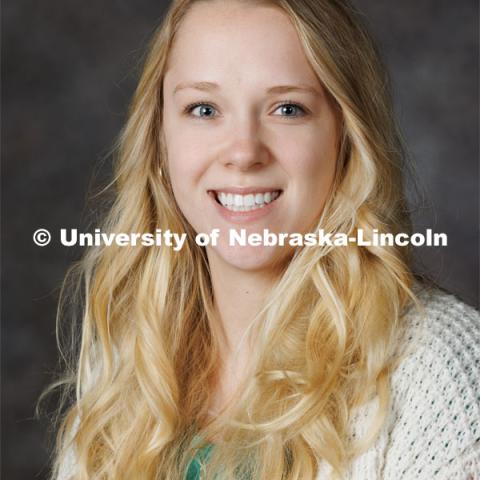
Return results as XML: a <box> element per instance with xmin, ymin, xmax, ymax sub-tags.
<box><xmin>214</xmin><ymin>190</ymin><xmax>281</xmax><ymax>211</ymax></box>
<box><xmin>244</xmin><ymin>194</ymin><xmax>255</xmax><ymax>207</ymax></box>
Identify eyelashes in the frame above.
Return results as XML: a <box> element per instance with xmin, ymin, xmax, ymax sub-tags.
<box><xmin>182</xmin><ymin>100</ymin><xmax>309</xmax><ymax>120</ymax></box>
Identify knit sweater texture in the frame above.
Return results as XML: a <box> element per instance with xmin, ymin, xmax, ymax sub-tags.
<box><xmin>57</xmin><ymin>283</ymin><xmax>480</xmax><ymax>479</ymax></box>
<box><xmin>315</xmin><ymin>283</ymin><xmax>480</xmax><ymax>479</ymax></box>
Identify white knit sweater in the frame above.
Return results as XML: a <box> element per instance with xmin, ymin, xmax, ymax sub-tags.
<box><xmin>58</xmin><ymin>283</ymin><xmax>480</xmax><ymax>480</ymax></box>
<box><xmin>316</xmin><ymin>283</ymin><xmax>480</xmax><ymax>479</ymax></box>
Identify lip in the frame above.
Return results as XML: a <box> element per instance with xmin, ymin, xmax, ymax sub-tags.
<box><xmin>208</xmin><ymin>186</ymin><xmax>282</xmax><ymax>195</ymax></box>
<box><xmin>207</xmin><ymin>189</ymin><xmax>283</xmax><ymax>225</ymax></box>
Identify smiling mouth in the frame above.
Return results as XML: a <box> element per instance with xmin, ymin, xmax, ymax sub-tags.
<box><xmin>208</xmin><ymin>189</ymin><xmax>283</xmax><ymax>212</ymax></box>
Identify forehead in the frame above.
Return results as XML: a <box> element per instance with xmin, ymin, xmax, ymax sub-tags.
<box><xmin>164</xmin><ymin>1</ymin><xmax>320</xmax><ymax>90</ymax></box>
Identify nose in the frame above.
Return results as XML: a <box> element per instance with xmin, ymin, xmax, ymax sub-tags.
<box><xmin>222</xmin><ymin>117</ymin><xmax>270</xmax><ymax>171</ymax></box>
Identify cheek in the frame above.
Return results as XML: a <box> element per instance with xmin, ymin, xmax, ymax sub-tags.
<box><xmin>280</xmin><ymin>127</ymin><xmax>337</xmax><ymax>187</ymax></box>
<box><xmin>167</xmin><ymin>139</ymin><xmax>207</xmax><ymax>195</ymax></box>
<box><xmin>277</xmin><ymin>127</ymin><xmax>337</xmax><ymax>229</ymax></box>
<box><xmin>163</xmin><ymin>114</ymin><xmax>208</xmax><ymax>189</ymax></box>
<box><xmin>165</xmin><ymin>146</ymin><xmax>215</xmax><ymax>235</ymax></box>
<box><xmin>169</xmin><ymin>151</ymin><xmax>197</xmax><ymax>185</ymax></box>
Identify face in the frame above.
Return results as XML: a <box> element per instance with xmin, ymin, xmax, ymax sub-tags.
<box><xmin>162</xmin><ymin>0</ymin><xmax>340</xmax><ymax>274</ymax></box>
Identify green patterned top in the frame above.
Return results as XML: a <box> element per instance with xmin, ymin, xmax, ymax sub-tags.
<box><xmin>185</xmin><ymin>438</ymin><xmax>214</xmax><ymax>480</ymax></box>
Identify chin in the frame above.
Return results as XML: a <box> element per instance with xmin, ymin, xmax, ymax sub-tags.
<box><xmin>211</xmin><ymin>244</ymin><xmax>292</xmax><ymax>273</ymax></box>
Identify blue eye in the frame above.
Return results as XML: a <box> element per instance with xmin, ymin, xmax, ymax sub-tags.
<box><xmin>183</xmin><ymin>100</ymin><xmax>308</xmax><ymax>119</ymax></box>
<box><xmin>272</xmin><ymin>102</ymin><xmax>307</xmax><ymax>118</ymax></box>
<box><xmin>184</xmin><ymin>102</ymin><xmax>218</xmax><ymax>119</ymax></box>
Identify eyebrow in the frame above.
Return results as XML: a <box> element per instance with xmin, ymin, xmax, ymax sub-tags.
<box><xmin>173</xmin><ymin>81</ymin><xmax>322</xmax><ymax>96</ymax></box>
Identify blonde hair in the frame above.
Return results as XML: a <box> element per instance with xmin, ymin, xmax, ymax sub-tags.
<box><xmin>41</xmin><ymin>0</ymin><xmax>429</xmax><ymax>478</ymax></box>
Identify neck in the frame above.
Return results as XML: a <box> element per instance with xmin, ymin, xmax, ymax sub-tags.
<box><xmin>203</xmin><ymin>247</ymin><xmax>289</xmax><ymax>419</ymax></box>
<box><xmin>205</xmin><ymin>248</ymin><xmax>282</xmax><ymax>360</ymax></box>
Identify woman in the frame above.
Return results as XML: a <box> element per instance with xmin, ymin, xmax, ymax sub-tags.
<box><xmin>45</xmin><ymin>0</ymin><xmax>480</xmax><ymax>479</ymax></box>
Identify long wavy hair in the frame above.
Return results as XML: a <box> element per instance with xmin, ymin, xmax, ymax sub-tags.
<box><xmin>41</xmin><ymin>0</ymin><xmax>430</xmax><ymax>478</ymax></box>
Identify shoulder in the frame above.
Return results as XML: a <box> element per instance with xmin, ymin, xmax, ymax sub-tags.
<box><xmin>394</xmin><ymin>281</ymin><xmax>480</xmax><ymax>382</ymax></box>
<box><xmin>392</xmin><ymin>281</ymin><xmax>479</xmax><ymax>392</ymax></box>
<box><xmin>384</xmin><ymin>282</ymin><xmax>480</xmax><ymax>479</ymax></box>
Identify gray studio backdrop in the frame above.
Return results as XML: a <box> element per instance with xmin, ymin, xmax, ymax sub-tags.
<box><xmin>2</xmin><ymin>1</ymin><xmax>478</xmax><ymax>478</ymax></box>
